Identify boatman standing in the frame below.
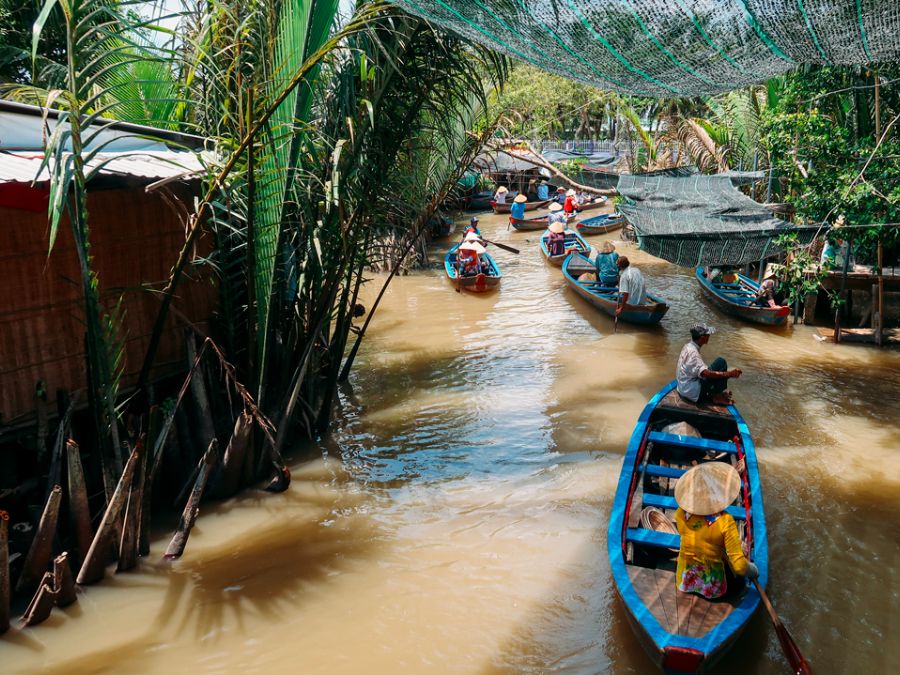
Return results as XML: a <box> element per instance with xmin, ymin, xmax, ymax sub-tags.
<box><xmin>676</xmin><ymin>324</ymin><xmax>741</xmax><ymax>406</ymax></box>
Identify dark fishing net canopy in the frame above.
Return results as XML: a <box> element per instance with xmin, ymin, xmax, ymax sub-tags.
<box><xmin>617</xmin><ymin>174</ymin><xmax>820</xmax><ymax>267</ymax></box>
<box><xmin>394</xmin><ymin>0</ymin><xmax>900</xmax><ymax>96</ymax></box>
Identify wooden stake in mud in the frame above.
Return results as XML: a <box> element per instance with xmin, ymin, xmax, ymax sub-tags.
<box><xmin>77</xmin><ymin>449</ymin><xmax>140</xmax><ymax>585</ymax></box>
<box><xmin>16</xmin><ymin>485</ymin><xmax>62</xmax><ymax>594</ymax></box>
<box><xmin>66</xmin><ymin>440</ymin><xmax>93</xmax><ymax>571</ymax></box>
<box><xmin>53</xmin><ymin>553</ymin><xmax>77</xmax><ymax>608</ymax></box>
<box><xmin>212</xmin><ymin>412</ymin><xmax>252</xmax><ymax>499</ymax></box>
<box><xmin>165</xmin><ymin>440</ymin><xmax>218</xmax><ymax>560</ymax></box>
<box><xmin>186</xmin><ymin>334</ymin><xmax>216</xmax><ymax>450</ymax></box>
<box><xmin>118</xmin><ymin>437</ymin><xmax>147</xmax><ymax>572</ymax></box>
<box><xmin>21</xmin><ymin>572</ymin><xmax>57</xmax><ymax>627</ymax></box>
<box><xmin>1</xmin><ymin>511</ymin><xmax>10</xmax><ymax>634</ymax></box>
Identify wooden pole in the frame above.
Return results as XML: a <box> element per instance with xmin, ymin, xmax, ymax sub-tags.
<box><xmin>53</xmin><ymin>553</ymin><xmax>77</xmax><ymax>607</ymax></box>
<box><xmin>0</xmin><ymin>511</ymin><xmax>9</xmax><ymax>634</ymax></box>
<box><xmin>212</xmin><ymin>412</ymin><xmax>252</xmax><ymax>499</ymax></box>
<box><xmin>20</xmin><ymin>572</ymin><xmax>57</xmax><ymax>627</ymax></box>
<box><xmin>118</xmin><ymin>437</ymin><xmax>146</xmax><ymax>572</ymax></box>
<box><xmin>875</xmin><ymin>72</ymin><xmax>881</xmax><ymax>140</ymax></box>
<box><xmin>834</xmin><ymin>241</ymin><xmax>852</xmax><ymax>343</ymax></box>
<box><xmin>877</xmin><ymin>237</ymin><xmax>884</xmax><ymax>346</ymax></box>
<box><xmin>16</xmin><ymin>485</ymin><xmax>62</xmax><ymax>594</ymax></box>
<box><xmin>164</xmin><ymin>440</ymin><xmax>218</xmax><ymax>560</ymax></box>
<box><xmin>77</xmin><ymin>449</ymin><xmax>140</xmax><ymax>585</ymax></box>
<box><xmin>66</xmin><ymin>440</ymin><xmax>93</xmax><ymax>571</ymax></box>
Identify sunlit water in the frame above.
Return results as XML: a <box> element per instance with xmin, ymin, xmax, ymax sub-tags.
<box><xmin>3</xmin><ymin>210</ymin><xmax>899</xmax><ymax>674</ymax></box>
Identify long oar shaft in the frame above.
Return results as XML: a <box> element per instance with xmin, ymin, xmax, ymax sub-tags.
<box><xmin>753</xmin><ymin>580</ymin><xmax>812</xmax><ymax>674</ymax></box>
<box><xmin>482</xmin><ymin>238</ymin><xmax>519</xmax><ymax>254</ymax></box>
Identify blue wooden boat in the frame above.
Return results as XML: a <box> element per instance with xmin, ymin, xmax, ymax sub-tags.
<box><xmin>696</xmin><ymin>268</ymin><xmax>790</xmax><ymax>326</ymax></box>
<box><xmin>444</xmin><ymin>243</ymin><xmax>501</xmax><ymax>293</ymax></box>
<box><xmin>608</xmin><ymin>381</ymin><xmax>768</xmax><ymax>673</ymax></box>
<box><xmin>539</xmin><ymin>229</ymin><xmax>590</xmax><ymax>266</ymax></box>
<box><xmin>575</xmin><ymin>213</ymin><xmax>624</xmax><ymax>236</ymax></box>
<box><xmin>509</xmin><ymin>212</ymin><xmax>575</xmax><ymax>231</ymax></box>
<box><xmin>561</xmin><ymin>253</ymin><xmax>669</xmax><ymax>325</ymax></box>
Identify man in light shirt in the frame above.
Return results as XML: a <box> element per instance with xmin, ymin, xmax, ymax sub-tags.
<box><xmin>676</xmin><ymin>324</ymin><xmax>742</xmax><ymax>405</ymax></box>
<box><xmin>615</xmin><ymin>256</ymin><xmax>645</xmax><ymax>316</ymax></box>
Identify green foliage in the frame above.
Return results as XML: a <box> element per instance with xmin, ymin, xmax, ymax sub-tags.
<box><xmin>770</xmin><ymin>233</ymin><xmax>827</xmax><ymax>307</ymax></box>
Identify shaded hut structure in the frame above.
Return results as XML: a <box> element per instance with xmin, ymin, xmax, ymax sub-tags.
<box><xmin>0</xmin><ymin>101</ymin><xmax>216</xmax><ymax>433</ymax></box>
<box><xmin>472</xmin><ymin>146</ymin><xmax>548</xmax><ymax>194</ymax></box>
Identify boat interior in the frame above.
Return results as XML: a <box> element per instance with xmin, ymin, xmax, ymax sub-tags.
<box><xmin>621</xmin><ymin>390</ymin><xmax>753</xmax><ymax>638</ymax></box>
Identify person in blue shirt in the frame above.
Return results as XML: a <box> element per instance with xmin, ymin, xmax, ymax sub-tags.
<box><xmin>461</xmin><ymin>216</ymin><xmax>481</xmax><ymax>240</ymax></box>
<box><xmin>510</xmin><ymin>193</ymin><xmax>527</xmax><ymax>220</ymax></box>
<box><xmin>537</xmin><ymin>180</ymin><xmax>550</xmax><ymax>201</ymax></box>
<box><xmin>594</xmin><ymin>240</ymin><xmax>619</xmax><ymax>286</ymax></box>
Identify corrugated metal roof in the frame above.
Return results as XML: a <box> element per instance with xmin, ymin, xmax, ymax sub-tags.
<box><xmin>0</xmin><ymin>150</ymin><xmax>208</xmax><ymax>184</ymax></box>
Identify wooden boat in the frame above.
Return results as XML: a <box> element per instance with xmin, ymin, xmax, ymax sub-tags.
<box><xmin>696</xmin><ymin>268</ymin><xmax>791</xmax><ymax>326</ymax></box>
<box><xmin>607</xmin><ymin>381</ymin><xmax>767</xmax><ymax>673</ymax></box>
<box><xmin>509</xmin><ymin>212</ymin><xmax>575</xmax><ymax>231</ymax></box>
<box><xmin>539</xmin><ymin>229</ymin><xmax>590</xmax><ymax>266</ymax></box>
<box><xmin>444</xmin><ymin>243</ymin><xmax>501</xmax><ymax>293</ymax></box>
<box><xmin>463</xmin><ymin>190</ymin><xmax>495</xmax><ymax>211</ymax></box>
<box><xmin>575</xmin><ymin>213</ymin><xmax>625</xmax><ymax>236</ymax></box>
<box><xmin>574</xmin><ymin>195</ymin><xmax>608</xmax><ymax>213</ymax></box>
<box><xmin>491</xmin><ymin>198</ymin><xmax>552</xmax><ymax>214</ymax></box>
<box><xmin>561</xmin><ymin>253</ymin><xmax>669</xmax><ymax>324</ymax></box>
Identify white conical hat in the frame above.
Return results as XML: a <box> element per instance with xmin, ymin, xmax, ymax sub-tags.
<box><xmin>514</xmin><ymin>193</ymin><xmax>527</xmax><ymax>203</ymax></box>
<box><xmin>460</xmin><ymin>241</ymin><xmax>486</xmax><ymax>254</ymax></box>
<box><xmin>549</xmin><ymin>202</ymin><xmax>563</xmax><ymax>212</ymax></box>
<box><xmin>496</xmin><ymin>186</ymin><xmax>508</xmax><ymax>193</ymax></box>
<box><xmin>674</xmin><ymin>462</ymin><xmax>741</xmax><ymax>516</ymax></box>
<box><xmin>464</xmin><ymin>232</ymin><xmax>482</xmax><ymax>242</ymax></box>
<box><xmin>548</xmin><ymin>222</ymin><xmax>566</xmax><ymax>234</ymax></box>
<box><xmin>566</xmin><ymin>188</ymin><xmax>576</xmax><ymax>196</ymax></box>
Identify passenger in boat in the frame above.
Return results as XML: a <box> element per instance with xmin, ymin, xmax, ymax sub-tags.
<box><xmin>615</xmin><ymin>257</ymin><xmax>645</xmax><ymax>316</ymax></box>
<box><xmin>546</xmin><ymin>220</ymin><xmax>568</xmax><ymax>256</ymax></box>
<box><xmin>547</xmin><ymin>201</ymin><xmax>567</xmax><ymax>226</ymax></box>
<box><xmin>537</xmin><ymin>180</ymin><xmax>550</xmax><ymax>201</ymax></box>
<box><xmin>676</xmin><ymin>324</ymin><xmax>742</xmax><ymax>406</ymax></box>
<box><xmin>594</xmin><ymin>240</ymin><xmax>619</xmax><ymax>287</ymax></box>
<box><xmin>674</xmin><ymin>462</ymin><xmax>759</xmax><ymax>600</ymax></box>
<box><xmin>555</xmin><ymin>186</ymin><xmax>567</xmax><ymax>204</ymax></box>
<box><xmin>754</xmin><ymin>270</ymin><xmax>786</xmax><ymax>309</ymax></box>
<box><xmin>510</xmin><ymin>193</ymin><xmax>528</xmax><ymax>221</ymax></box>
<box><xmin>493</xmin><ymin>185</ymin><xmax>509</xmax><ymax>205</ymax></box>
<box><xmin>461</xmin><ymin>217</ymin><xmax>481</xmax><ymax>240</ymax></box>
<box><xmin>458</xmin><ymin>238</ymin><xmax>487</xmax><ymax>276</ymax></box>
<box><xmin>526</xmin><ymin>179</ymin><xmax>538</xmax><ymax>202</ymax></box>
<box><xmin>563</xmin><ymin>188</ymin><xmax>579</xmax><ymax>214</ymax></box>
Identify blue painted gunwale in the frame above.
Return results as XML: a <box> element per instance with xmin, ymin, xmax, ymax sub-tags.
<box><xmin>561</xmin><ymin>253</ymin><xmax>669</xmax><ymax>325</ymax></box>
<box><xmin>444</xmin><ymin>243</ymin><xmax>501</xmax><ymax>292</ymax></box>
<box><xmin>539</xmin><ymin>229</ymin><xmax>591</xmax><ymax>266</ymax></box>
<box><xmin>606</xmin><ymin>380</ymin><xmax>769</xmax><ymax>672</ymax></box>
<box><xmin>575</xmin><ymin>213</ymin><xmax>624</xmax><ymax>235</ymax></box>
<box><xmin>695</xmin><ymin>267</ymin><xmax>790</xmax><ymax>326</ymax></box>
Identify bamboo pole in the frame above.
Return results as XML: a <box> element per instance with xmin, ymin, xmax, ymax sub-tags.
<box><xmin>118</xmin><ymin>437</ymin><xmax>146</xmax><ymax>572</ymax></box>
<box><xmin>53</xmin><ymin>553</ymin><xmax>77</xmax><ymax>608</ymax></box>
<box><xmin>186</xmin><ymin>334</ymin><xmax>216</xmax><ymax>451</ymax></box>
<box><xmin>21</xmin><ymin>572</ymin><xmax>57</xmax><ymax>627</ymax></box>
<box><xmin>213</xmin><ymin>413</ymin><xmax>252</xmax><ymax>499</ymax></box>
<box><xmin>16</xmin><ymin>485</ymin><xmax>62</xmax><ymax>594</ymax></box>
<box><xmin>877</xmin><ymin>237</ymin><xmax>884</xmax><ymax>346</ymax></box>
<box><xmin>77</xmin><ymin>449</ymin><xmax>140</xmax><ymax>585</ymax></box>
<box><xmin>1</xmin><ymin>511</ymin><xmax>9</xmax><ymax>634</ymax></box>
<box><xmin>164</xmin><ymin>440</ymin><xmax>218</xmax><ymax>560</ymax></box>
<box><xmin>66</xmin><ymin>440</ymin><xmax>93</xmax><ymax>571</ymax></box>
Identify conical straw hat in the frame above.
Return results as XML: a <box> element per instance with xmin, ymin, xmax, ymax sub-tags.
<box><xmin>460</xmin><ymin>241</ymin><xmax>486</xmax><ymax>254</ymax></box>
<box><xmin>674</xmin><ymin>462</ymin><xmax>741</xmax><ymax>516</ymax></box>
<box><xmin>566</xmin><ymin>188</ymin><xmax>576</xmax><ymax>196</ymax></box>
<box><xmin>514</xmin><ymin>194</ymin><xmax>527</xmax><ymax>203</ymax></box>
<box><xmin>548</xmin><ymin>222</ymin><xmax>566</xmax><ymax>234</ymax></box>
<box><xmin>549</xmin><ymin>202</ymin><xmax>563</xmax><ymax>212</ymax></box>
<box><xmin>600</xmin><ymin>240</ymin><xmax>615</xmax><ymax>253</ymax></box>
<box><xmin>496</xmin><ymin>186</ymin><xmax>508</xmax><ymax>193</ymax></box>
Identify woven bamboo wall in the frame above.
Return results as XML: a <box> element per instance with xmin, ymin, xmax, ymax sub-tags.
<box><xmin>0</xmin><ymin>186</ymin><xmax>217</xmax><ymax>425</ymax></box>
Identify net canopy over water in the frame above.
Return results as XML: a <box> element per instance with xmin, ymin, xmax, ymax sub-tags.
<box><xmin>394</xmin><ymin>0</ymin><xmax>900</xmax><ymax>96</ymax></box>
<box><xmin>617</xmin><ymin>174</ymin><xmax>820</xmax><ymax>267</ymax></box>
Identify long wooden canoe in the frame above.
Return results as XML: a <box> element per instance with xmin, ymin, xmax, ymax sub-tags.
<box><xmin>444</xmin><ymin>243</ymin><xmax>501</xmax><ymax>293</ymax></box>
<box><xmin>509</xmin><ymin>212</ymin><xmax>575</xmax><ymax>231</ymax></box>
<box><xmin>539</xmin><ymin>229</ymin><xmax>591</xmax><ymax>266</ymax></box>
<box><xmin>574</xmin><ymin>195</ymin><xmax>609</xmax><ymax>213</ymax></box>
<box><xmin>575</xmin><ymin>213</ymin><xmax>625</xmax><ymax>236</ymax></box>
<box><xmin>491</xmin><ymin>198</ymin><xmax>553</xmax><ymax>214</ymax></box>
<box><xmin>696</xmin><ymin>268</ymin><xmax>791</xmax><ymax>326</ymax></box>
<box><xmin>607</xmin><ymin>381</ymin><xmax>767</xmax><ymax>673</ymax></box>
<box><xmin>561</xmin><ymin>252</ymin><xmax>669</xmax><ymax>325</ymax></box>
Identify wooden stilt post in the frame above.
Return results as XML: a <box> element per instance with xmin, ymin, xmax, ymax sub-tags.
<box><xmin>211</xmin><ymin>412</ymin><xmax>252</xmax><ymax>499</ymax></box>
<box><xmin>16</xmin><ymin>485</ymin><xmax>62</xmax><ymax>594</ymax></box>
<box><xmin>20</xmin><ymin>572</ymin><xmax>57</xmax><ymax>626</ymax></box>
<box><xmin>118</xmin><ymin>437</ymin><xmax>146</xmax><ymax>572</ymax></box>
<box><xmin>165</xmin><ymin>440</ymin><xmax>218</xmax><ymax>560</ymax></box>
<box><xmin>66</xmin><ymin>440</ymin><xmax>93</xmax><ymax>572</ymax></box>
<box><xmin>53</xmin><ymin>553</ymin><xmax>77</xmax><ymax>607</ymax></box>
<box><xmin>1</xmin><ymin>511</ymin><xmax>9</xmax><ymax>634</ymax></box>
<box><xmin>877</xmin><ymin>237</ymin><xmax>884</xmax><ymax>346</ymax></box>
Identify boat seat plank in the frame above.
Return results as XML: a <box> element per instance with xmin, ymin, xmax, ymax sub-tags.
<box><xmin>656</xmin><ymin>389</ymin><xmax>732</xmax><ymax>419</ymax></box>
<box><xmin>644</xmin><ymin>464</ymin><xmax>686</xmax><ymax>479</ymax></box>
<box><xmin>626</xmin><ymin>527</ymin><xmax>680</xmax><ymax>549</ymax></box>
<box><xmin>648</xmin><ymin>430</ymin><xmax>737</xmax><ymax>454</ymax></box>
<box><xmin>643</xmin><ymin>493</ymin><xmax>745</xmax><ymax>520</ymax></box>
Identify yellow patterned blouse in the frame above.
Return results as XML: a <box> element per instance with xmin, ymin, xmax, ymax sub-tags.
<box><xmin>675</xmin><ymin>507</ymin><xmax>749</xmax><ymax>599</ymax></box>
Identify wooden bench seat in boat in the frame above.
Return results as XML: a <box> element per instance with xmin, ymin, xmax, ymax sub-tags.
<box><xmin>647</xmin><ymin>431</ymin><xmax>737</xmax><ymax>454</ymax></box>
<box><xmin>626</xmin><ymin>527</ymin><xmax>681</xmax><ymax>549</ymax></box>
<box><xmin>642</xmin><ymin>493</ymin><xmax>745</xmax><ymax>520</ymax></box>
<box><xmin>644</xmin><ymin>464</ymin><xmax>686</xmax><ymax>479</ymax></box>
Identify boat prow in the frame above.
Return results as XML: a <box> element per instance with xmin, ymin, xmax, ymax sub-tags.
<box><xmin>607</xmin><ymin>381</ymin><xmax>768</xmax><ymax>672</ymax></box>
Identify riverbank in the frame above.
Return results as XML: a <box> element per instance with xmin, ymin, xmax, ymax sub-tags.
<box><xmin>3</xmin><ymin>211</ymin><xmax>898</xmax><ymax>674</ymax></box>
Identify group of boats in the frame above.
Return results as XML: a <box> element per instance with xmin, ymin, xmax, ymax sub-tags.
<box><xmin>442</xmin><ymin>196</ymin><xmax>799</xmax><ymax>672</ymax></box>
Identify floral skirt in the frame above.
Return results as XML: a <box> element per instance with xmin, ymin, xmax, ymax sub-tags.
<box><xmin>678</xmin><ymin>562</ymin><xmax>727</xmax><ymax>599</ymax></box>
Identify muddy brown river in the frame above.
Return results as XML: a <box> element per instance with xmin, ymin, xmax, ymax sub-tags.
<box><xmin>3</xmin><ymin>210</ymin><xmax>899</xmax><ymax>674</ymax></box>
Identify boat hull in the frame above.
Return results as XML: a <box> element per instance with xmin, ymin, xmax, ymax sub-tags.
<box><xmin>539</xmin><ymin>230</ymin><xmax>591</xmax><ymax>267</ymax></box>
<box><xmin>607</xmin><ymin>381</ymin><xmax>768</xmax><ymax>673</ymax></box>
<box><xmin>510</xmin><ymin>213</ymin><xmax>574</xmax><ymax>230</ymax></box>
<box><xmin>491</xmin><ymin>198</ymin><xmax>552</xmax><ymax>214</ymax></box>
<box><xmin>445</xmin><ymin>244</ymin><xmax>501</xmax><ymax>293</ymax></box>
<box><xmin>561</xmin><ymin>253</ymin><xmax>668</xmax><ymax>325</ymax></box>
<box><xmin>575</xmin><ymin>213</ymin><xmax>624</xmax><ymax>235</ymax></box>
<box><xmin>574</xmin><ymin>196</ymin><xmax>608</xmax><ymax>213</ymax></box>
<box><xmin>696</xmin><ymin>268</ymin><xmax>790</xmax><ymax>326</ymax></box>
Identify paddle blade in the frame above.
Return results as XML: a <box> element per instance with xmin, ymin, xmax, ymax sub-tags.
<box><xmin>775</xmin><ymin>623</ymin><xmax>812</xmax><ymax>674</ymax></box>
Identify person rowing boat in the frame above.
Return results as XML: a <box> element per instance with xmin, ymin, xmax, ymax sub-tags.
<box><xmin>676</xmin><ymin>324</ymin><xmax>742</xmax><ymax>406</ymax></box>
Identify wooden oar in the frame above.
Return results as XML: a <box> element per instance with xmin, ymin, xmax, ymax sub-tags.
<box><xmin>753</xmin><ymin>579</ymin><xmax>812</xmax><ymax>674</ymax></box>
<box><xmin>482</xmin><ymin>238</ymin><xmax>519</xmax><ymax>254</ymax></box>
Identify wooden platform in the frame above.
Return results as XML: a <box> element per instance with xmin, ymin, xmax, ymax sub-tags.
<box><xmin>656</xmin><ymin>389</ymin><xmax>731</xmax><ymax>419</ymax></box>
<box><xmin>816</xmin><ymin>327</ymin><xmax>900</xmax><ymax>345</ymax></box>
<box><xmin>627</xmin><ymin>567</ymin><xmax>739</xmax><ymax>638</ymax></box>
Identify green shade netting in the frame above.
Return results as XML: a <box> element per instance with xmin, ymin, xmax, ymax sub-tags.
<box><xmin>617</xmin><ymin>174</ymin><xmax>821</xmax><ymax>266</ymax></box>
<box><xmin>393</xmin><ymin>0</ymin><xmax>900</xmax><ymax>96</ymax></box>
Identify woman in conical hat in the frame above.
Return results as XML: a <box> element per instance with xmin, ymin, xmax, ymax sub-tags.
<box><xmin>510</xmin><ymin>192</ymin><xmax>528</xmax><ymax>220</ymax></box>
<box><xmin>673</xmin><ymin>462</ymin><xmax>759</xmax><ymax>599</ymax></box>
<box><xmin>494</xmin><ymin>185</ymin><xmax>509</xmax><ymax>204</ymax></box>
<box><xmin>594</xmin><ymin>240</ymin><xmax>619</xmax><ymax>286</ymax></box>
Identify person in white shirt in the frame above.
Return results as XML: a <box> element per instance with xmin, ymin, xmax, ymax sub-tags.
<box><xmin>494</xmin><ymin>185</ymin><xmax>508</xmax><ymax>204</ymax></box>
<box><xmin>676</xmin><ymin>324</ymin><xmax>742</xmax><ymax>405</ymax></box>
<box><xmin>615</xmin><ymin>256</ymin><xmax>645</xmax><ymax>316</ymax></box>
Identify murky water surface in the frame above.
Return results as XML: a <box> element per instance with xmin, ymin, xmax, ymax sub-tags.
<box><xmin>3</xmin><ymin>211</ymin><xmax>899</xmax><ymax>674</ymax></box>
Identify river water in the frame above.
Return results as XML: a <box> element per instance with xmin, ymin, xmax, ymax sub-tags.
<box><xmin>3</xmin><ymin>211</ymin><xmax>899</xmax><ymax>674</ymax></box>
